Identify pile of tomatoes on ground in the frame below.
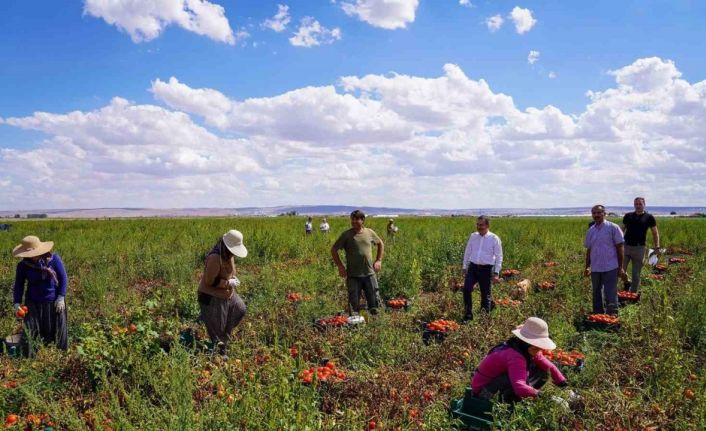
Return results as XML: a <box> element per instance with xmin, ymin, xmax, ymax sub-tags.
<box><xmin>299</xmin><ymin>361</ymin><xmax>347</xmax><ymax>385</ymax></box>
<box><xmin>543</xmin><ymin>261</ymin><xmax>560</xmax><ymax>267</ymax></box>
<box><xmin>669</xmin><ymin>257</ymin><xmax>687</xmax><ymax>264</ymax></box>
<box><xmin>618</xmin><ymin>291</ymin><xmax>639</xmax><ymax>300</ymax></box>
<box><xmin>654</xmin><ymin>263</ymin><xmax>668</xmax><ymax>272</ymax></box>
<box><xmin>5</xmin><ymin>413</ymin><xmax>55</xmax><ymax>430</ymax></box>
<box><xmin>648</xmin><ymin>274</ymin><xmax>665</xmax><ymax>280</ymax></box>
<box><xmin>15</xmin><ymin>305</ymin><xmax>28</xmax><ymax>319</ymax></box>
<box><xmin>537</xmin><ymin>281</ymin><xmax>556</xmax><ymax>290</ymax></box>
<box><xmin>286</xmin><ymin>292</ymin><xmax>310</xmax><ymax>302</ymax></box>
<box><xmin>542</xmin><ymin>349</ymin><xmax>585</xmax><ymax>367</ymax></box>
<box><xmin>501</xmin><ymin>269</ymin><xmax>520</xmax><ymax>278</ymax></box>
<box><xmin>386</xmin><ymin>298</ymin><xmax>408</xmax><ymax>309</ymax></box>
<box><xmin>493</xmin><ymin>298</ymin><xmax>521</xmax><ymax>307</ymax></box>
<box><xmin>587</xmin><ymin>314</ymin><xmax>620</xmax><ymax>324</ymax></box>
<box><xmin>425</xmin><ymin>319</ymin><xmax>460</xmax><ymax>332</ymax></box>
<box><xmin>316</xmin><ymin>315</ymin><xmax>348</xmax><ymax>327</ymax></box>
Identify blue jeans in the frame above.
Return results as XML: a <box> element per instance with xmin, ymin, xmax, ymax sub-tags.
<box><xmin>591</xmin><ymin>268</ymin><xmax>619</xmax><ymax>315</ymax></box>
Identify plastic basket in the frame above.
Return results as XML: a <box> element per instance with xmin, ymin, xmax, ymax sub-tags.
<box><xmin>575</xmin><ymin>316</ymin><xmax>620</xmax><ymax>333</ymax></box>
<box><xmin>3</xmin><ymin>334</ymin><xmax>26</xmax><ymax>358</ymax></box>
<box><xmin>450</xmin><ymin>387</ymin><xmax>494</xmax><ymax>431</ymax></box>
<box><xmin>618</xmin><ymin>292</ymin><xmax>640</xmax><ymax>307</ymax></box>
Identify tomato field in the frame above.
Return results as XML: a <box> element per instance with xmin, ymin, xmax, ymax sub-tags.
<box><xmin>0</xmin><ymin>216</ymin><xmax>705</xmax><ymax>430</ymax></box>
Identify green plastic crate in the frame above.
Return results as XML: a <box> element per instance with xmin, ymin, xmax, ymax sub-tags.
<box><xmin>450</xmin><ymin>387</ymin><xmax>494</xmax><ymax>430</ymax></box>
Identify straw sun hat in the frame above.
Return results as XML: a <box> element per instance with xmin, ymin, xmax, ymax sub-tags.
<box><xmin>511</xmin><ymin>317</ymin><xmax>556</xmax><ymax>350</ymax></box>
<box><xmin>12</xmin><ymin>235</ymin><xmax>54</xmax><ymax>258</ymax></box>
<box><xmin>223</xmin><ymin>230</ymin><xmax>247</xmax><ymax>258</ymax></box>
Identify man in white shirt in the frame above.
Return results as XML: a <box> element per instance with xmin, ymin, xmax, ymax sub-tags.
<box><xmin>461</xmin><ymin>215</ymin><xmax>503</xmax><ymax>321</ymax></box>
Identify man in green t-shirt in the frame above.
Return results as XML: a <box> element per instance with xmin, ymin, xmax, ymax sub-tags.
<box><xmin>331</xmin><ymin>210</ymin><xmax>385</xmax><ymax>314</ymax></box>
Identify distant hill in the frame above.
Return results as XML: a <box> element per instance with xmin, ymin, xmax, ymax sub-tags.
<box><xmin>2</xmin><ymin>205</ymin><xmax>706</xmax><ymax>219</ymax></box>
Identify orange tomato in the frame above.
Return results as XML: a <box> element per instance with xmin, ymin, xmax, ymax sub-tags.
<box><xmin>685</xmin><ymin>389</ymin><xmax>695</xmax><ymax>400</ymax></box>
<box><xmin>16</xmin><ymin>308</ymin><xmax>26</xmax><ymax>318</ymax></box>
<box><xmin>368</xmin><ymin>420</ymin><xmax>377</xmax><ymax>430</ymax></box>
<box><xmin>128</xmin><ymin>323</ymin><xmax>137</xmax><ymax>333</ymax></box>
<box><xmin>5</xmin><ymin>414</ymin><xmax>18</xmax><ymax>425</ymax></box>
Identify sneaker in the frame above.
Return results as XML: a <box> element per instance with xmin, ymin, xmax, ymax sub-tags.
<box><xmin>463</xmin><ymin>314</ymin><xmax>473</xmax><ymax>322</ymax></box>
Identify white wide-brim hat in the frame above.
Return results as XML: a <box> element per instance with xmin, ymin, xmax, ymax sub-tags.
<box><xmin>223</xmin><ymin>229</ymin><xmax>247</xmax><ymax>258</ymax></box>
<box><xmin>511</xmin><ymin>317</ymin><xmax>556</xmax><ymax>350</ymax></box>
<box><xmin>12</xmin><ymin>235</ymin><xmax>54</xmax><ymax>258</ymax></box>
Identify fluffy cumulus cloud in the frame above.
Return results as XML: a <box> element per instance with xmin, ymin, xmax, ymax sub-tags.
<box><xmin>485</xmin><ymin>14</ymin><xmax>504</xmax><ymax>32</ymax></box>
<box><xmin>289</xmin><ymin>17</ymin><xmax>341</xmax><ymax>47</ymax></box>
<box><xmin>2</xmin><ymin>57</ymin><xmax>706</xmax><ymax>209</ymax></box>
<box><xmin>509</xmin><ymin>6</ymin><xmax>536</xmax><ymax>34</ymax></box>
<box><xmin>83</xmin><ymin>0</ymin><xmax>239</xmax><ymax>44</ymax></box>
<box><xmin>261</xmin><ymin>4</ymin><xmax>291</xmax><ymax>32</ymax></box>
<box><xmin>341</xmin><ymin>0</ymin><xmax>419</xmax><ymax>30</ymax></box>
<box><xmin>527</xmin><ymin>50</ymin><xmax>540</xmax><ymax>64</ymax></box>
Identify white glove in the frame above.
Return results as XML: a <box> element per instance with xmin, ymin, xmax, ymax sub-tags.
<box><xmin>13</xmin><ymin>303</ymin><xmax>21</xmax><ymax>312</ymax></box>
<box><xmin>550</xmin><ymin>395</ymin><xmax>570</xmax><ymax>411</ymax></box>
<box><xmin>227</xmin><ymin>277</ymin><xmax>240</xmax><ymax>289</ymax></box>
<box><xmin>55</xmin><ymin>296</ymin><xmax>65</xmax><ymax>313</ymax></box>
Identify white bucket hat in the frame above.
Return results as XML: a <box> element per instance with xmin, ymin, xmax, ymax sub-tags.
<box><xmin>511</xmin><ymin>317</ymin><xmax>556</xmax><ymax>350</ymax></box>
<box><xmin>223</xmin><ymin>230</ymin><xmax>247</xmax><ymax>258</ymax></box>
<box><xmin>12</xmin><ymin>235</ymin><xmax>54</xmax><ymax>258</ymax></box>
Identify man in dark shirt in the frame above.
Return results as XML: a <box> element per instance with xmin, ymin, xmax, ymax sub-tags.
<box><xmin>622</xmin><ymin>197</ymin><xmax>660</xmax><ymax>293</ymax></box>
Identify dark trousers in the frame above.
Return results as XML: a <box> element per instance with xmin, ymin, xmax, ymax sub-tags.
<box><xmin>25</xmin><ymin>300</ymin><xmax>68</xmax><ymax>352</ymax></box>
<box><xmin>477</xmin><ymin>368</ymin><xmax>548</xmax><ymax>403</ymax></box>
<box><xmin>591</xmin><ymin>268</ymin><xmax>619</xmax><ymax>315</ymax></box>
<box><xmin>347</xmin><ymin>275</ymin><xmax>380</xmax><ymax>314</ymax></box>
<box><xmin>463</xmin><ymin>263</ymin><xmax>493</xmax><ymax>317</ymax></box>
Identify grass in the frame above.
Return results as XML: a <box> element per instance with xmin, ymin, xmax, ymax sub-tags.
<box><xmin>0</xmin><ymin>216</ymin><xmax>705</xmax><ymax>430</ymax></box>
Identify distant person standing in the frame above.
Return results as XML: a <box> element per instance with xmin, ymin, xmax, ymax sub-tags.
<box><xmin>305</xmin><ymin>217</ymin><xmax>313</xmax><ymax>235</ymax></box>
<box><xmin>386</xmin><ymin>219</ymin><xmax>399</xmax><ymax>238</ymax></box>
<box><xmin>331</xmin><ymin>210</ymin><xmax>384</xmax><ymax>315</ymax></box>
<box><xmin>622</xmin><ymin>197</ymin><xmax>660</xmax><ymax>293</ymax></box>
<box><xmin>584</xmin><ymin>205</ymin><xmax>625</xmax><ymax>315</ymax></box>
<box><xmin>320</xmin><ymin>218</ymin><xmax>330</xmax><ymax>234</ymax></box>
<box><xmin>12</xmin><ymin>235</ymin><xmax>69</xmax><ymax>351</ymax></box>
<box><xmin>462</xmin><ymin>216</ymin><xmax>503</xmax><ymax>321</ymax></box>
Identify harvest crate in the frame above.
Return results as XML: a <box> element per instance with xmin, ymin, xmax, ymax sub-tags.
<box><xmin>2</xmin><ymin>333</ymin><xmax>27</xmax><ymax>358</ymax></box>
<box><xmin>385</xmin><ymin>298</ymin><xmax>411</xmax><ymax>311</ymax></box>
<box><xmin>449</xmin><ymin>387</ymin><xmax>494</xmax><ymax>431</ymax></box>
<box><xmin>575</xmin><ymin>316</ymin><xmax>621</xmax><ymax>332</ymax></box>
<box><xmin>618</xmin><ymin>291</ymin><xmax>640</xmax><ymax>306</ymax></box>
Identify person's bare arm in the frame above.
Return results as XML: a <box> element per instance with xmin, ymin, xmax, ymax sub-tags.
<box><xmin>373</xmin><ymin>241</ymin><xmax>384</xmax><ymax>272</ymax></box>
<box><xmin>331</xmin><ymin>246</ymin><xmax>347</xmax><ymax>278</ymax></box>
<box><xmin>651</xmin><ymin>226</ymin><xmax>661</xmax><ymax>254</ymax></box>
<box><xmin>616</xmin><ymin>243</ymin><xmax>625</xmax><ymax>276</ymax></box>
<box><xmin>584</xmin><ymin>249</ymin><xmax>591</xmax><ymax>277</ymax></box>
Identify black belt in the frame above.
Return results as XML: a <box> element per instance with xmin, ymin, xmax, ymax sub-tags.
<box><xmin>470</xmin><ymin>262</ymin><xmax>493</xmax><ymax>268</ymax></box>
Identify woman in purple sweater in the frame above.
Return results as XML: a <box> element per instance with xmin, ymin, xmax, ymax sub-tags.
<box><xmin>12</xmin><ymin>235</ymin><xmax>68</xmax><ymax>350</ymax></box>
<box><xmin>472</xmin><ymin>317</ymin><xmax>567</xmax><ymax>402</ymax></box>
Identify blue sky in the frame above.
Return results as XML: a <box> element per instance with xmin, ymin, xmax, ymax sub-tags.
<box><xmin>1</xmin><ymin>0</ymin><xmax>705</xmax><ymax>209</ymax></box>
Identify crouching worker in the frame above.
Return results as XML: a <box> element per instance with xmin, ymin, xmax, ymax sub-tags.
<box><xmin>12</xmin><ymin>235</ymin><xmax>68</xmax><ymax>351</ymax></box>
<box><xmin>198</xmin><ymin>230</ymin><xmax>248</xmax><ymax>359</ymax></box>
<box><xmin>472</xmin><ymin>317</ymin><xmax>567</xmax><ymax>403</ymax></box>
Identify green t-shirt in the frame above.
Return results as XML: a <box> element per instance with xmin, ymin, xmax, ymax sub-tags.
<box><xmin>333</xmin><ymin>227</ymin><xmax>382</xmax><ymax>277</ymax></box>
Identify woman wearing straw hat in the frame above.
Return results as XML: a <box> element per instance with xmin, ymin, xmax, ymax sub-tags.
<box><xmin>198</xmin><ymin>229</ymin><xmax>248</xmax><ymax>359</ymax></box>
<box><xmin>471</xmin><ymin>317</ymin><xmax>567</xmax><ymax>402</ymax></box>
<box><xmin>12</xmin><ymin>235</ymin><xmax>69</xmax><ymax>351</ymax></box>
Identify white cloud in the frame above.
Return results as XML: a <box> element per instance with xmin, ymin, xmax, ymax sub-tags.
<box><xmin>548</xmin><ymin>71</ymin><xmax>557</xmax><ymax>79</ymax></box>
<box><xmin>3</xmin><ymin>57</ymin><xmax>706</xmax><ymax>209</ymax></box>
<box><xmin>341</xmin><ymin>0</ymin><xmax>419</xmax><ymax>30</ymax></box>
<box><xmin>83</xmin><ymin>0</ymin><xmax>238</xmax><ymax>44</ymax></box>
<box><xmin>289</xmin><ymin>17</ymin><xmax>341</xmax><ymax>47</ymax></box>
<box><xmin>509</xmin><ymin>6</ymin><xmax>536</xmax><ymax>34</ymax></box>
<box><xmin>261</xmin><ymin>4</ymin><xmax>291</xmax><ymax>32</ymax></box>
<box><xmin>485</xmin><ymin>14</ymin><xmax>504</xmax><ymax>32</ymax></box>
<box><xmin>459</xmin><ymin>0</ymin><xmax>472</xmax><ymax>7</ymax></box>
<box><xmin>528</xmin><ymin>50</ymin><xmax>540</xmax><ymax>64</ymax></box>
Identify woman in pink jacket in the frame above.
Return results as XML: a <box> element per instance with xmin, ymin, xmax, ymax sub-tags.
<box><xmin>472</xmin><ymin>317</ymin><xmax>567</xmax><ymax>402</ymax></box>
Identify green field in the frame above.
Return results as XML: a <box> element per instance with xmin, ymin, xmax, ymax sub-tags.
<box><xmin>1</xmin><ymin>217</ymin><xmax>705</xmax><ymax>430</ymax></box>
